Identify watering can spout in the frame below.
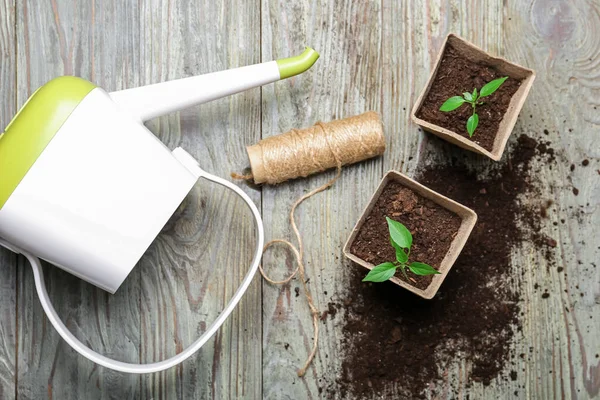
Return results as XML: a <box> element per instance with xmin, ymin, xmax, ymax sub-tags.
<box><xmin>109</xmin><ymin>47</ymin><xmax>319</xmax><ymax>122</ymax></box>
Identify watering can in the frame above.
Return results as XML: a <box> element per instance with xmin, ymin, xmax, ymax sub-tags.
<box><xmin>0</xmin><ymin>48</ymin><xmax>319</xmax><ymax>373</ymax></box>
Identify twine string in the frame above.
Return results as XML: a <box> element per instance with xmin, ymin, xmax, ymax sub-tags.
<box><xmin>233</xmin><ymin>112</ymin><xmax>384</xmax><ymax>377</ymax></box>
<box><xmin>260</xmin><ymin>164</ymin><xmax>341</xmax><ymax>377</ymax></box>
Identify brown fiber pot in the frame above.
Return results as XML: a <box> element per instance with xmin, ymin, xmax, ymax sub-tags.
<box><xmin>343</xmin><ymin>171</ymin><xmax>477</xmax><ymax>299</ymax></box>
<box><xmin>411</xmin><ymin>33</ymin><xmax>536</xmax><ymax>161</ymax></box>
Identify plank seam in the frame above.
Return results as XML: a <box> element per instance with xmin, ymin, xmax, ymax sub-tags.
<box><xmin>13</xmin><ymin>0</ymin><xmax>18</xmax><ymax>398</ymax></box>
<box><xmin>259</xmin><ymin>1</ymin><xmax>264</xmax><ymax>399</ymax></box>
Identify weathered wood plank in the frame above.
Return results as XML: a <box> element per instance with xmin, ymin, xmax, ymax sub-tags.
<box><xmin>380</xmin><ymin>1</ymin><xmax>513</xmax><ymax>399</ymax></box>
<box><xmin>0</xmin><ymin>1</ymin><xmax>16</xmax><ymax>399</ymax></box>
<box><xmin>380</xmin><ymin>1</ymin><xmax>600</xmax><ymax>399</ymax></box>
<box><xmin>506</xmin><ymin>1</ymin><xmax>600</xmax><ymax>399</ymax></box>
<box><xmin>136</xmin><ymin>1</ymin><xmax>262</xmax><ymax>399</ymax></box>
<box><xmin>0</xmin><ymin>249</ymin><xmax>16</xmax><ymax>400</ymax></box>
<box><xmin>15</xmin><ymin>2</ymin><xmax>141</xmax><ymax>399</ymax></box>
<box><xmin>260</xmin><ymin>1</ymin><xmax>383</xmax><ymax>398</ymax></box>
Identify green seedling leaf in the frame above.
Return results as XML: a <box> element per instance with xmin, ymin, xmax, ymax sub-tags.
<box><xmin>363</xmin><ymin>262</ymin><xmax>397</xmax><ymax>282</ymax></box>
<box><xmin>386</xmin><ymin>217</ymin><xmax>413</xmax><ymax>249</ymax></box>
<box><xmin>439</xmin><ymin>96</ymin><xmax>465</xmax><ymax>112</ymax></box>
<box><xmin>389</xmin><ymin>234</ymin><xmax>410</xmax><ymax>265</ymax></box>
<box><xmin>479</xmin><ymin>76</ymin><xmax>508</xmax><ymax>98</ymax></box>
<box><xmin>467</xmin><ymin>113</ymin><xmax>479</xmax><ymax>137</ymax></box>
<box><xmin>389</xmin><ymin>237</ymin><xmax>408</xmax><ymax>263</ymax></box>
<box><xmin>408</xmin><ymin>262</ymin><xmax>441</xmax><ymax>276</ymax></box>
<box><xmin>472</xmin><ymin>87</ymin><xmax>478</xmax><ymax>100</ymax></box>
<box><xmin>395</xmin><ymin>247</ymin><xmax>409</xmax><ymax>264</ymax></box>
<box><xmin>463</xmin><ymin>92</ymin><xmax>473</xmax><ymax>102</ymax></box>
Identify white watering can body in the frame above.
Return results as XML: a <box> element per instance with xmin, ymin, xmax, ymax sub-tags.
<box><xmin>0</xmin><ymin>84</ymin><xmax>202</xmax><ymax>293</ymax></box>
<box><xmin>0</xmin><ymin>48</ymin><xmax>319</xmax><ymax>372</ymax></box>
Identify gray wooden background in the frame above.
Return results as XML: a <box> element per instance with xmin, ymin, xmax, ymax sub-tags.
<box><xmin>1</xmin><ymin>0</ymin><xmax>599</xmax><ymax>399</ymax></box>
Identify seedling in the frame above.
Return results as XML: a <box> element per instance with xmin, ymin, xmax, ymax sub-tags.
<box><xmin>363</xmin><ymin>217</ymin><xmax>440</xmax><ymax>283</ymax></box>
<box><xmin>439</xmin><ymin>76</ymin><xmax>508</xmax><ymax>137</ymax></box>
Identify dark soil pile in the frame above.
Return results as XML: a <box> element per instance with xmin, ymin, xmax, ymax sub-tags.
<box><xmin>334</xmin><ymin>135</ymin><xmax>555</xmax><ymax>399</ymax></box>
<box><xmin>416</xmin><ymin>43</ymin><xmax>523</xmax><ymax>151</ymax></box>
<box><xmin>350</xmin><ymin>183</ymin><xmax>462</xmax><ymax>290</ymax></box>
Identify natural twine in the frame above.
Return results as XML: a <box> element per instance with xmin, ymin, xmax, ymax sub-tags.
<box><xmin>242</xmin><ymin>111</ymin><xmax>385</xmax><ymax>184</ymax></box>
<box><xmin>259</xmin><ymin>166</ymin><xmax>340</xmax><ymax>377</ymax></box>
<box><xmin>233</xmin><ymin>112</ymin><xmax>384</xmax><ymax>377</ymax></box>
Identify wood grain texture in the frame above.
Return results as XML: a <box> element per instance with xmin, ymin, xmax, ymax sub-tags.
<box><xmin>15</xmin><ymin>1</ymin><xmax>142</xmax><ymax>399</ymax></box>
<box><xmin>260</xmin><ymin>1</ymin><xmax>383</xmax><ymax>399</ymax></box>
<box><xmin>0</xmin><ymin>1</ymin><xmax>16</xmax><ymax>398</ymax></box>
<box><xmin>510</xmin><ymin>1</ymin><xmax>600</xmax><ymax>399</ymax></box>
<box><xmin>135</xmin><ymin>1</ymin><xmax>262</xmax><ymax>399</ymax></box>
<box><xmin>1</xmin><ymin>0</ymin><xmax>599</xmax><ymax>399</ymax></box>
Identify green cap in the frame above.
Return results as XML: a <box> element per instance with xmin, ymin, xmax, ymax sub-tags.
<box><xmin>276</xmin><ymin>47</ymin><xmax>320</xmax><ymax>79</ymax></box>
<box><xmin>0</xmin><ymin>76</ymin><xmax>96</xmax><ymax>209</ymax></box>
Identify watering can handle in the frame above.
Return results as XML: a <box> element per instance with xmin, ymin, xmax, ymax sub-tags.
<box><xmin>2</xmin><ymin>170</ymin><xmax>264</xmax><ymax>374</ymax></box>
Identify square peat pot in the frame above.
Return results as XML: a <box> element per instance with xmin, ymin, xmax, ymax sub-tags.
<box><xmin>411</xmin><ymin>33</ymin><xmax>536</xmax><ymax>161</ymax></box>
<box><xmin>343</xmin><ymin>171</ymin><xmax>477</xmax><ymax>299</ymax></box>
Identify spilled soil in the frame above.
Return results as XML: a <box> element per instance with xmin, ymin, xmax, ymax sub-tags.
<box><xmin>350</xmin><ymin>183</ymin><xmax>462</xmax><ymax>290</ymax></box>
<box><xmin>332</xmin><ymin>135</ymin><xmax>556</xmax><ymax>399</ymax></box>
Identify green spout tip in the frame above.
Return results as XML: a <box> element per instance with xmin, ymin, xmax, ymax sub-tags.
<box><xmin>276</xmin><ymin>47</ymin><xmax>320</xmax><ymax>79</ymax></box>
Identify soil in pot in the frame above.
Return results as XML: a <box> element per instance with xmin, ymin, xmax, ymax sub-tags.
<box><xmin>416</xmin><ymin>42</ymin><xmax>523</xmax><ymax>151</ymax></box>
<box><xmin>349</xmin><ymin>181</ymin><xmax>462</xmax><ymax>290</ymax></box>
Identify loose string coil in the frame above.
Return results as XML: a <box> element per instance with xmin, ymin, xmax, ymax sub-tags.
<box><xmin>233</xmin><ymin>111</ymin><xmax>385</xmax><ymax>376</ymax></box>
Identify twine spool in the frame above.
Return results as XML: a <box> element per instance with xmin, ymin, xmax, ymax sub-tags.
<box><xmin>246</xmin><ymin>111</ymin><xmax>385</xmax><ymax>184</ymax></box>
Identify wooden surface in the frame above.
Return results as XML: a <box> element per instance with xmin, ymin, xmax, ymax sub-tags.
<box><xmin>0</xmin><ymin>0</ymin><xmax>598</xmax><ymax>399</ymax></box>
